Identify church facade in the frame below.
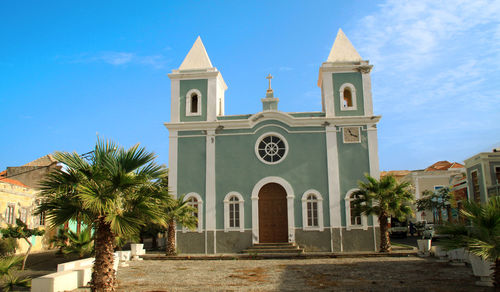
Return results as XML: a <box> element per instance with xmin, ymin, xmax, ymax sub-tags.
<box><xmin>165</xmin><ymin>29</ymin><xmax>381</xmax><ymax>253</ymax></box>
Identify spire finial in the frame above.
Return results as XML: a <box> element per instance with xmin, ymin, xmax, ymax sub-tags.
<box><xmin>266</xmin><ymin>74</ymin><xmax>273</xmax><ymax>94</ymax></box>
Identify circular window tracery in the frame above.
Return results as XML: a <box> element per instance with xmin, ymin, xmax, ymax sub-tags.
<box><xmin>255</xmin><ymin>133</ymin><xmax>288</xmax><ymax>164</ymax></box>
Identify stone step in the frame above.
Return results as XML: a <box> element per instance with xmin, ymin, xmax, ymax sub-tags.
<box><xmin>253</xmin><ymin>242</ymin><xmax>295</xmax><ymax>246</ymax></box>
<box><xmin>243</xmin><ymin>248</ymin><xmax>304</xmax><ymax>254</ymax></box>
<box><xmin>249</xmin><ymin>245</ymin><xmax>298</xmax><ymax>249</ymax></box>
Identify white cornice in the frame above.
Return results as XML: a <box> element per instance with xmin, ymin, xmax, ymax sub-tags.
<box><xmin>168</xmin><ymin>70</ymin><xmax>227</xmax><ymax>91</ymax></box>
<box><xmin>164</xmin><ymin>110</ymin><xmax>381</xmax><ymax>131</ymax></box>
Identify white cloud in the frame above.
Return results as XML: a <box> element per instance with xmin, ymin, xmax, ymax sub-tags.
<box><xmin>61</xmin><ymin>52</ymin><xmax>168</xmax><ymax>69</ymax></box>
<box><xmin>351</xmin><ymin>0</ymin><xmax>500</xmax><ymax>169</ymax></box>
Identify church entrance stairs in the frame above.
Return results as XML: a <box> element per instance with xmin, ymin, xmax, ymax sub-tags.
<box><xmin>242</xmin><ymin>242</ymin><xmax>304</xmax><ymax>256</ymax></box>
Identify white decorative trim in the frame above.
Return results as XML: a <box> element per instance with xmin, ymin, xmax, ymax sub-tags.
<box><xmin>325</xmin><ymin>126</ymin><xmax>342</xmax><ymax>228</ymax></box>
<box><xmin>251</xmin><ymin>176</ymin><xmax>295</xmax><ymax>244</ymax></box>
<box><xmin>361</xmin><ymin>72</ymin><xmax>373</xmax><ymax>116</ymax></box>
<box><xmin>322</xmin><ymin>73</ymin><xmax>335</xmax><ymax>118</ymax></box>
<box><xmin>254</xmin><ymin>132</ymin><xmax>289</xmax><ymax>165</ymax></box>
<box><xmin>183</xmin><ymin>192</ymin><xmax>203</xmax><ymax>233</ymax></box>
<box><xmin>344</xmin><ymin>188</ymin><xmax>368</xmax><ymax>231</ymax></box>
<box><xmin>165</xmin><ymin>110</ymin><xmax>382</xmax><ymax>131</ymax></box>
<box><xmin>223</xmin><ymin>192</ymin><xmax>245</xmax><ymax>232</ymax></box>
<box><xmin>170</xmin><ymin>80</ymin><xmax>180</xmax><ymax>122</ymax></box>
<box><xmin>185</xmin><ymin>89</ymin><xmax>202</xmax><ymax>117</ymax></box>
<box><xmin>367</xmin><ymin>124</ymin><xmax>380</xmax><ymax>227</ymax></box>
<box><xmin>301</xmin><ymin>190</ymin><xmax>324</xmax><ymax>231</ymax></box>
<box><xmin>205</xmin><ymin>130</ymin><xmax>216</xmax><ymax>231</ymax></box>
<box><xmin>339</xmin><ymin>83</ymin><xmax>357</xmax><ymax>111</ymax></box>
<box><xmin>207</xmin><ymin>78</ymin><xmax>217</xmax><ymax>121</ymax></box>
<box><xmin>168</xmin><ymin>130</ymin><xmax>178</xmax><ymax>198</ymax></box>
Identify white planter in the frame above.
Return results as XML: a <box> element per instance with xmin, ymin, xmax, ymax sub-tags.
<box><xmin>469</xmin><ymin>254</ymin><xmax>494</xmax><ymax>287</ymax></box>
<box><xmin>448</xmin><ymin>248</ymin><xmax>466</xmax><ymax>262</ymax></box>
<box><xmin>130</xmin><ymin>243</ymin><xmax>145</xmax><ymax>256</ymax></box>
<box><xmin>434</xmin><ymin>246</ymin><xmax>448</xmax><ymax>258</ymax></box>
<box><xmin>417</xmin><ymin>239</ymin><xmax>432</xmax><ymax>255</ymax></box>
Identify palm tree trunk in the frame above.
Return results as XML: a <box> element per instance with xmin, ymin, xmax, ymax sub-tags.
<box><xmin>446</xmin><ymin>205</ymin><xmax>452</xmax><ymax>223</ymax></box>
<box><xmin>378</xmin><ymin>214</ymin><xmax>391</xmax><ymax>252</ymax></box>
<box><xmin>166</xmin><ymin>219</ymin><xmax>176</xmax><ymax>256</ymax></box>
<box><xmin>438</xmin><ymin>208</ymin><xmax>443</xmax><ymax>224</ymax></box>
<box><xmin>21</xmin><ymin>238</ymin><xmax>32</xmax><ymax>270</ymax></box>
<box><xmin>91</xmin><ymin>217</ymin><xmax>116</xmax><ymax>292</ymax></box>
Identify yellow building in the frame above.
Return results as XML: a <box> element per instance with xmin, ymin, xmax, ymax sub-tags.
<box><xmin>0</xmin><ymin>172</ymin><xmax>50</xmax><ymax>254</ymax></box>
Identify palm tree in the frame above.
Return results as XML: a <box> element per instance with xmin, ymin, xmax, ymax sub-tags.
<box><xmin>352</xmin><ymin>174</ymin><xmax>414</xmax><ymax>252</ymax></box>
<box><xmin>437</xmin><ymin>196</ymin><xmax>500</xmax><ymax>288</ymax></box>
<box><xmin>37</xmin><ymin>139</ymin><xmax>166</xmax><ymax>292</ymax></box>
<box><xmin>0</xmin><ymin>256</ymin><xmax>31</xmax><ymax>291</ymax></box>
<box><xmin>164</xmin><ymin>194</ymin><xmax>197</xmax><ymax>256</ymax></box>
<box><xmin>63</xmin><ymin>227</ymin><xmax>94</xmax><ymax>258</ymax></box>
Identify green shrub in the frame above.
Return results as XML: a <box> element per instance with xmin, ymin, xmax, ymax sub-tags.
<box><xmin>0</xmin><ymin>238</ymin><xmax>18</xmax><ymax>256</ymax></box>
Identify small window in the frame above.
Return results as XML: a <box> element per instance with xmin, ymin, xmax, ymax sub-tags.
<box><xmin>495</xmin><ymin>167</ymin><xmax>500</xmax><ymax>184</ymax></box>
<box><xmin>191</xmin><ymin>94</ymin><xmax>198</xmax><ymax>113</ymax></box>
<box><xmin>306</xmin><ymin>195</ymin><xmax>319</xmax><ymax>227</ymax></box>
<box><xmin>6</xmin><ymin>204</ymin><xmax>15</xmax><ymax>225</ymax></box>
<box><xmin>301</xmin><ymin>190</ymin><xmax>324</xmax><ymax>231</ymax></box>
<box><xmin>339</xmin><ymin>83</ymin><xmax>357</xmax><ymax>111</ymax></box>
<box><xmin>39</xmin><ymin>212</ymin><xmax>46</xmax><ymax>226</ymax></box>
<box><xmin>20</xmin><ymin>208</ymin><xmax>28</xmax><ymax>224</ymax></box>
<box><xmin>224</xmin><ymin>192</ymin><xmax>245</xmax><ymax>232</ymax></box>
<box><xmin>345</xmin><ymin>189</ymin><xmax>367</xmax><ymax>230</ymax></box>
<box><xmin>185</xmin><ymin>89</ymin><xmax>202</xmax><ymax>116</ymax></box>
<box><xmin>471</xmin><ymin>171</ymin><xmax>480</xmax><ymax>203</ymax></box>
<box><xmin>187</xmin><ymin>197</ymin><xmax>199</xmax><ymax>228</ymax></box>
<box><xmin>229</xmin><ymin>196</ymin><xmax>240</xmax><ymax>228</ymax></box>
<box><xmin>343</xmin><ymin>88</ymin><xmax>353</xmax><ymax>108</ymax></box>
<box><xmin>350</xmin><ymin>194</ymin><xmax>362</xmax><ymax>226</ymax></box>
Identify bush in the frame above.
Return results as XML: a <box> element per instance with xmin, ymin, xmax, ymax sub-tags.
<box><xmin>0</xmin><ymin>238</ymin><xmax>18</xmax><ymax>257</ymax></box>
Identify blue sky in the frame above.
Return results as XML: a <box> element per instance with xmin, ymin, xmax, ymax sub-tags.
<box><xmin>0</xmin><ymin>0</ymin><xmax>499</xmax><ymax>172</ymax></box>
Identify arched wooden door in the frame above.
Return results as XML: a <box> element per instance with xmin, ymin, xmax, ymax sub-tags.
<box><xmin>258</xmin><ymin>183</ymin><xmax>288</xmax><ymax>243</ymax></box>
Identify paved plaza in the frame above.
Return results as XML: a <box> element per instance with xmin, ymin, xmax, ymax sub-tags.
<box><xmin>115</xmin><ymin>256</ymin><xmax>491</xmax><ymax>291</ymax></box>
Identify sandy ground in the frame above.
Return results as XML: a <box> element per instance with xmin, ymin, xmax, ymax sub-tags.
<box><xmin>115</xmin><ymin>256</ymin><xmax>492</xmax><ymax>292</ymax></box>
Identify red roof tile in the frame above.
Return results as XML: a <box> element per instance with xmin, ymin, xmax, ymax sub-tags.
<box><xmin>0</xmin><ymin>177</ymin><xmax>29</xmax><ymax>188</ymax></box>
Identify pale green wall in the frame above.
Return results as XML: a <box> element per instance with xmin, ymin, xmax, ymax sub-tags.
<box><xmin>337</xmin><ymin>127</ymin><xmax>371</xmax><ymax>226</ymax></box>
<box><xmin>214</xmin><ymin>120</ymin><xmax>329</xmax><ymax>230</ymax></box>
<box><xmin>177</xmin><ymin>136</ymin><xmax>206</xmax><ymax>229</ymax></box>
<box><xmin>179</xmin><ymin>79</ymin><xmax>208</xmax><ymax>122</ymax></box>
<box><xmin>332</xmin><ymin>72</ymin><xmax>365</xmax><ymax>116</ymax></box>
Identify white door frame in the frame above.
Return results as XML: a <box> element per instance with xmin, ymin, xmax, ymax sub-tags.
<box><xmin>251</xmin><ymin>176</ymin><xmax>295</xmax><ymax>244</ymax></box>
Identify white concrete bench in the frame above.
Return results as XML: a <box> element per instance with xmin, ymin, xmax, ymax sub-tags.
<box><xmin>57</xmin><ymin>257</ymin><xmax>95</xmax><ymax>272</ymax></box>
<box><xmin>31</xmin><ymin>270</ymin><xmax>79</xmax><ymax>292</ymax></box>
<box><xmin>75</xmin><ymin>266</ymin><xmax>92</xmax><ymax>287</ymax></box>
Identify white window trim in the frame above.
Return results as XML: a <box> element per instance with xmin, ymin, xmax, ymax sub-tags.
<box><xmin>345</xmin><ymin>189</ymin><xmax>368</xmax><ymax>231</ymax></box>
<box><xmin>185</xmin><ymin>89</ymin><xmax>202</xmax><ymax>117</ymax></box>
<box><xmin>5</xmin><ymin>203</ymin><xmax>15</xmax><ymax>225</ymax></box>
<box><xmin>342</xmin><ymin>126</ymin><xmax>362</xmax><ymax>144</ymax></box>
<box><xmin>495</xmin><ymin>166</ymin><xmax>500</xmax><ymax>184</ymax></box>
<box><xmin>254</xmin><ymin>132</ymin><xmax>289</xmax><ymax>165</ymax></box>
<box><xmin>301</xmin><ymin>189</ymin><xmax>324</xmax><ymax>231</ymax></box>
<box><xmin>183</xmin><ymin>192</ymin><xmax>203</xmax><ymax>233</ymax></box>
<box><xmin>223</xmin><ymin>192</ymin><xmax>245</xmax><ymax>232</ymax></box>
<box><xmin>339</xmin><ymin>83</ymin><xmax>357</xmax><ymax>111</ymax></box>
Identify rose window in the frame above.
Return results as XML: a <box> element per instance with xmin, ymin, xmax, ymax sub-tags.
<box><xmin>256</xmin><ymin>134</ymin><xmax>287</xmax><ymax>164</ymax></box>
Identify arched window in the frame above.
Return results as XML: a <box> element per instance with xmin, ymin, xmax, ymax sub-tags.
<box><xmin>184</xmin><ymin>193</ymin><xmax>203</xmax><ymax>233</ymax></box>
<box><xmin>301</xmin><ymin>190</ymin><xmax>324</xmax><ymax>231</ymax></box>
<box><xmin>191</xmin><ymin>93</ymin><xmax>198</xmax><ymax>113</ymax></box>
<box><xmin>349</xmin><ymin>193</ymin><xmax>361</xmax><ymax>226</ymax></box>
<box><xmin>345</xmin><ymin>189</ymin><xmax>367</xmax><ymax>230</ymax></box>
<box><xmin>339</xmin><ymin>83</ymin><xmax>357</xmax><ymax>111</ymax></box>
<box><xmin>343</xmin><ymin>88</ymin><xmax>353</xmax><ymax>108</ymax></box>
<box><xmin>224</xmin><ymin>192</ymin><xmax>244</xmax><ymax>232</ymax></box>
<box><xmin>185</xmin><ymin>89</ymin><xmax>202</xmax><ymax>116</ymax></box>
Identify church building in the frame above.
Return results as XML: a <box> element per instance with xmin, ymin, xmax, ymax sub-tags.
<box><xmin>165</xmin><ymin>29</ymin><xmax>381</xmax><ymax>253</ymax></box>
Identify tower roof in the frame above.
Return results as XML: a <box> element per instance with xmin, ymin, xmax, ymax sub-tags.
<box><xmin>179</xmin><ymin>36</ymin><xmax>213</xmax><ymax>70</ymax></box>
<box><xmin>326</xmin><ymin>29</ymin><xmax>362</xmax><ymax>63</ymax></box>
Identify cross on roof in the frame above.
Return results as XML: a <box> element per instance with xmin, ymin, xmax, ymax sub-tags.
<box><xmin>266</xmin><ymin>74</ymin><xmax>273</xmax><ymax>90</ymax></box>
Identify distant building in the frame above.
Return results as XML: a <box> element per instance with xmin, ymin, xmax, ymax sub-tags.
<box><xmin>464</xmin><ymin>149</ymin><xmax>500</xmax><ymax>204</ymax></box>
<box><xmin>2</xmin><ymin>155</ymin><xmax>59</xmax><ymax>188</ymax></box>
<box><xmin>383</xmin><ymin>161</ymin><xmax>465</xmax><ymax>223</ymax></box>
<box><xmin>0</xmin><ymin>155</ymin><xmax>59</xmax><ymax>254</ymax></box>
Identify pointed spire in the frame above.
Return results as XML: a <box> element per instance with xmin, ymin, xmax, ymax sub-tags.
<box><xmin>327</xmin><ymin>28</ymin><xmax>362</xmax><ymax>63</ymax></box>
<box><xmin>179</xmin><ymin>36</ymin><xmax>213</xmax><ymax>70</ymax></box>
